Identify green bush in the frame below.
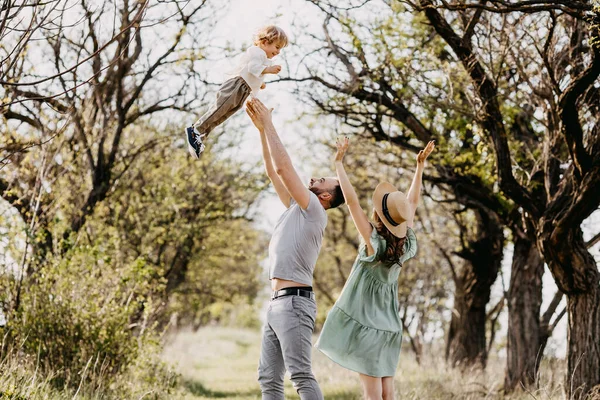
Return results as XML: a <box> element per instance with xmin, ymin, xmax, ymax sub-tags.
<box><xmin>2</xmin><ymin>236</ymin><xmax>166</xmax><ymax>390</ymax></box>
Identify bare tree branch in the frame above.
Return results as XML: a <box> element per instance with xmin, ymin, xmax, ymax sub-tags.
<box><xmin>585</xmin><ymin>231</ymin><xmax>600</xmax><ymax>249</ymax></box>
<box><xmin>420</xmin><ymin>0</ymin><xmax>542</xmax><ymax>218</ymax></box>
<box><xmin>557</xmin><ymin>46</ymin><xmax>600</xmax><ymax>179</ymax></box>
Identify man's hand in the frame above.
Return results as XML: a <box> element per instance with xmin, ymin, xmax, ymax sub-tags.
<box><xmin>263</xmin><ymin>65</ymin><xmax>281</xmax><ymax>74</ymax></box>
<box><xmin>246</xmin><ymin>98</ymin><xmax>273</xmax><ymax>132</ymax></box>
<box><xmin>335</xmin><ymin>136</ymin><xmax>349</xmax><ymax>163</ymax></box>
<box><xmin>417</xmin><ymin>140</ymin><xmax>435</xmax><ymax>167</ymax></box>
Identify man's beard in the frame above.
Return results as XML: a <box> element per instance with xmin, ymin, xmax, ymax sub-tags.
<box><xmin>309</xmin><ymin>186</ymin><xmax>324</xmax><ymax>196</ymax></box>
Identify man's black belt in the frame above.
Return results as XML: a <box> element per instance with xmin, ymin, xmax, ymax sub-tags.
<box><xmin>271</xmin><ymin>288</ymin><xmax>315</xmax><ymax>300</ymax></box>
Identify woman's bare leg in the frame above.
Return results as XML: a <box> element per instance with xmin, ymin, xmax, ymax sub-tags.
<box><xmin>382</xmin><ymin>376</ymin><xmax>395</xmax><ymax>400</ymax></box>
<box><xmin>359</xmin><ymin>373</ymin><xmax>383</xmax><ymax>400</ymax></box>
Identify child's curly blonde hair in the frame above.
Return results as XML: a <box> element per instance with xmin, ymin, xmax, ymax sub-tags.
<box><xmin>253</xmin><ymin>25</ymin><xmax>288</xmax><ymax>48</ymax></box>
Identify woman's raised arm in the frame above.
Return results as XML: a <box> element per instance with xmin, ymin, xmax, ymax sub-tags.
<box><xmin>406</xmin><ymin>140</ymin><xmax>435</xmax><ymax>227</ymax></box>
<box><xmin>334</xmin><ymin>137</ymin><xmax>374</xmax><ymax>254</ymax></box>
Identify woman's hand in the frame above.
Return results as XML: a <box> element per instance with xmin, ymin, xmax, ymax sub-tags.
<box><xmin>417</xmin><ymin>140</ymin><xmax>435</xmax><ymax>167</ymax></box>
<box><xmin>335</xmin><ymin>136</ymin><xmax>349</xmax><ymax>163</ymax></box>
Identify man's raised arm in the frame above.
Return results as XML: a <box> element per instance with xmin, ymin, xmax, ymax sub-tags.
<box><xmin>245</xmin><ymin>100</ymin><xmax>291</xmax><ymax>207</ymax></box>
<box><xmin>246</xmin><ymin>98</ymin><xmax>311</xmax><ymax>209</ymax></box>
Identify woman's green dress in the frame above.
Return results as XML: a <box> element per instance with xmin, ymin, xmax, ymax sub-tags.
<box><xmin>315</xmin><ymin>227</ymin><xmax>417</xmax><ymax>377</ymax></box>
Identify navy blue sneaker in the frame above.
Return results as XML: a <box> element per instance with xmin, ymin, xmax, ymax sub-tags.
<box><xmin>186</xmin><ymin>126</ymin><xmax>205</xmax><ymax>159</ymax></box>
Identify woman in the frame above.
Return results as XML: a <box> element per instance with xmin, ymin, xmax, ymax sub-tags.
<box><xmin>316</xmin><ymin>137</ymin><xmax>435</xmax><ymax>400</ymax></box>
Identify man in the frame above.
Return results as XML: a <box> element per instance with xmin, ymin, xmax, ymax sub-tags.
<box><xmin>246</xmin><ymin>98</ymin><xmax>344</xmax><ymax>400</ymax></box>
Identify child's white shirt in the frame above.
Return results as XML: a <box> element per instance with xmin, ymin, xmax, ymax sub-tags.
<box><xmin>228</xmin><ymin>46</ymin><xmax>272</xmax><ymax>96</ymax></box>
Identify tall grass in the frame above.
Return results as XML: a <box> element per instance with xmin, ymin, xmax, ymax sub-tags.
<box><xmin>163</xmin><ymin>326</ymin><xmax>567</xmax><ymax>400</ymax></box>
<box><xmin>0</xmin><ymin>340</ymin><xmax>180</xmax><ymax>399</ymax></box>
<box><xmin>0</xmin><ymin>326</ymin><xmax>568</xmax><ymax>399</ymax></box>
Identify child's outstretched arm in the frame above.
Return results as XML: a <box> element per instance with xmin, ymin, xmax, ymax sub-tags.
<box><xmin>246</xmin><ymin>48</ymin><xmax>281</xmax><ymax>77</ymax></box>
<box><xmin>334</xmin><ymin>137</ymin><xmax>374</xmax><ymax>254</ymax></box>
<box><xmin>246</xmin><ymin>47</ymin><xmax>272</xmax><ymax>78</ymax></box>
<box><xmin>262</xmin><ymin>65</ymin><xmax>281</xmax><ymax>74</ymax></box>
<box><xmin>406</xmin><ymin>140</ymin><xmax>435</xmax><ymax>227</ymax></box>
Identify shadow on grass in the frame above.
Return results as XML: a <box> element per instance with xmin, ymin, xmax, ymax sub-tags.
<box><xmin>183</xmin><ymin>378</ymin><xmax>262</xmax><ymax>398</ymax></box>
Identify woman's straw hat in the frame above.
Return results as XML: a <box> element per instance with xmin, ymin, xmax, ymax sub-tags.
<box><xmin>372</xmin><ymin>182</ymin><xmax>411</xmax><ymax>238</ymax></box>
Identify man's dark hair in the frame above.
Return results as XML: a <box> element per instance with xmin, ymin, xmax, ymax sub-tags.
<box><xmin>328</xmin><ymin>183</ymin><xmax>345</xmax><ymax>209</ymax></box>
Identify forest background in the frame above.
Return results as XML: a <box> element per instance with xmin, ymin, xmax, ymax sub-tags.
<box><xmin>1</xmin><ymin>0</ymin><xmax>599</xmax><ymax>399</ymax></box>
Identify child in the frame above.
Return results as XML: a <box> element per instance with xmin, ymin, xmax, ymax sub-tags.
<box><xmin>186</xmin><ymin>25</ymin><xmax>288</xmax><ymax>158</ymax></box>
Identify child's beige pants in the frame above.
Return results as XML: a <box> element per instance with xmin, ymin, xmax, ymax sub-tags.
<box><xmin>193</xmin><ymin>76</ymin><xmax>252</xmax><ymax>135</ymax></box>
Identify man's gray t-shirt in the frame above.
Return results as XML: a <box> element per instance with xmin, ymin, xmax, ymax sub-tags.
<box><xmin>269</xmin><ymin>191</ymin><xmax>328</xmax><ymax>286</ymax></box>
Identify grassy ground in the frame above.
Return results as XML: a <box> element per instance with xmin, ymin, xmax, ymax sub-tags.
<box><xmin>162</xmin><ymin>326</ymin><xmax>566</xmax><ymax>400</ymax></box>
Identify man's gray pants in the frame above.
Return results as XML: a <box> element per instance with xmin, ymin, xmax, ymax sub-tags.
<box><xmin>258</xmin><ymin>295</ymin><xmax>324</xmax><ymax>400</ymax></box>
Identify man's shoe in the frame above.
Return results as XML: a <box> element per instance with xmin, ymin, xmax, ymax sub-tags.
<box><xmin>186</xmin><ymin>126</ymin><xmax>205</xmax><ymax>159</ymax></box>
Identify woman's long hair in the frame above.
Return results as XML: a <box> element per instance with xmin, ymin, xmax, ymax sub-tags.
<box><xmin>372</xmin><ymin>210</ymin><xmax>407</xmax><ymax>264</ymax></box>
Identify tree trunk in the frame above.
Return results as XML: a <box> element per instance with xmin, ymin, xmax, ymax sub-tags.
<box><xmin>446</xmin><ymin>281</ymin><xmax>488</xmax><ymax>368</ymax></box>
<box><xmin>505</xmin><ymin>234</ymin><xmax>545</xmax><ymax>391</ymax></box>
<box><xmin>446</xmin><ymin>209</ymin><xmax>504</xmax><ymax>369</ymax></box>
<box><xmin>540</xmin><ymin>224</ymin><xmax>600</xmax><ymax>399</ymax></box>
<box><xmin>567</xmin><ymin>285</ymin><xmax>600</xmax><ymax>400</ymax></box>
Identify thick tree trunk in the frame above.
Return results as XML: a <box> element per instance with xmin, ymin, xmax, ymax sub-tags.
<box><xmin>446</xmin><ymin>209</ymin><xmax>503</xmax><ymax>369</ymax></box>
<box><xmin>505</xmin><ymin>234</ymin><xmax>545</xmax><ymax>391</ymax></box>
<box><xmin>540</xmin><ymin>225</ymin><xmax>600</xmax><ymax>399</ymax></box>
<box><xmin>446</xmin><ymin>281</ymin><xmax>488</xmax><ymax>368</ymax></box>
<box><xmin>567</xmin><ymin>285</ymin><xmax>600</xmax><ymax>400</ymax></box>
